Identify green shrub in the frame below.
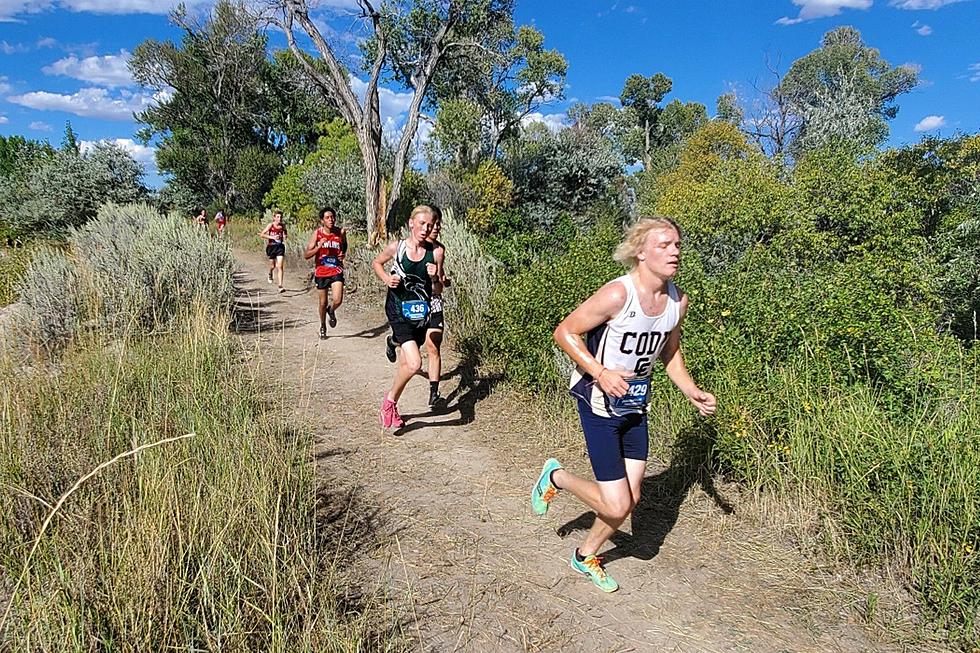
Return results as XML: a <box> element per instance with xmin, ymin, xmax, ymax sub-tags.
<box><xmin>464</xmin><ymin>161</ymin><xmax>514</xmax><ymax>233</ymax></box>
<box><xmin>482</xmin><ymin>220</ymin><xmax>623</xmax><ymax>387</ymax></box>
<box><xmin>16</xmin><ymin>203</ymin><xmax>235</xmax><ymax>352</ymax></box>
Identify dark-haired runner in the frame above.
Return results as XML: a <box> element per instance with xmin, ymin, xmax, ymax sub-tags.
<box><xmin>423</xmin><ymin>208</ymin><xmax>450</xmax><ymax>407</ymax></box>
<box><xmin>530</xmin><ymin>217</ymin><xmax>716</xmax><ymax>593</ymax></box>
<box><xmin>304</xmin><ymin>207</ymin><xmax>347</xmax><ymax>339</ymax></box>
<box><xmin>259</xmin><ymin>210</ymin><xmax>287</xmax><ymax>293</ymax></box>
<box><xmin>373</xmin><ymin>205</ymin><xmax>444</xmax><ymax>430</ymax></box>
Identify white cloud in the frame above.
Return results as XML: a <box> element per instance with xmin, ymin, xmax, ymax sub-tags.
<box><xmin>595</xmin><ymin>95</ymin><xmax>620</xmax><ymax>104</ymax></box>
<box><xmin>521</xmin><ymin>111</ymin><xmax>568</xmax><ymax>132</ymax></box>
<box><xmin>80</xmin><ymin>137</ymin><xmax>156</xmax><ymax>170</ymax></box>
<box><xmin>912</xmin><ymin>21</ymin><xmax>933</xmax><ymax>34</ymax></box>
<box><xmin>890</xmin><ymin>0</ymin><xmax>964</xmax><ymax>8</ymax></box>
<box><xmin>348</xmin><ymin>76</ymin><xmax>416</xmax><ymax>127</ymax></box>
<box><xmin>59</xmin><ymin>0</ymin><xmax>207</xmax><ymax>14</ymax></box>
<box><xmin>776</xmin><ymin>0</ymin><xmax>872</xmax><ymax>24</ymax></box>
<box><xmin>43</xmin><ymin>50</ymin><xmax>134</xmax><ymax>87</ymax></box>
<box><xmin>1</xmin><ymin>40</ymin><xmax>29</xmax><ymax>53</ymax></box>
<box><xmin>1</xmin><ymin>0</ymin><xmax>206</xmax><ymax>18</ymax></box>
<box><xmin>7</xmin><ymin>87</ymin><xmax>156</xmax><ymax>120</ymax></box>
<box><xmin>36</xmin><ymin>36</ymin><xmax>56</xmax><ymax>48</ymax></box>
<box><xmin>970</xmin><ymin>63</ymin><xmax>980</xmax><ymax>82</ymax></box>
<box><xmin>0</xmin><ymin>114</ymin><xmax>8</xmax><ymax>124</ymax></box>
<box><xmin>0</xmin><ymin>0</ymin><xmax>52</xmax><ymax>20</ymax></box>
<box><xmin>914</xmin><ymin>115</ymin><xmax>946</xmax><ymax>131</ymax></box>
<box><xmin>0</xmin><ymin>76</ymin><xmax>10</xmax><ymax>93</ymax></box>
<box><xmin>29</xmin><ymin>120</ymin><xmax>52</xmax><ymax>130</ymax></box>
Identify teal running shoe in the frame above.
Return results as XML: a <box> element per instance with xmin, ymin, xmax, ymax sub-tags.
<box><xmin>571</xmin><ymin>551</ymin><xmax>619</xmax><ymax>593</ymax></box>
<box><xmin>531</xmin><ymin>458</ymin><xmax>562</xmax><ymax>515</ymax></box>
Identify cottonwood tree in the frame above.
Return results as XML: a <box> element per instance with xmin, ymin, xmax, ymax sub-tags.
<box><xmin>271</xmin><ymin>0</ymin><xmax>518</xmax><ymax>242</ymax></box>
<box><xmin>779</xmin><ymin>26</ymin><xmax>918</xmax><ymax>155</ymax></box>
<box><xmin>131</xmin><ymin>1</ymin><xmax>275</xmax><ymax>209</ymax></box>
<box><xmin>618</xmin><ymin>73</ymin><xmax>707</xmax><ymax>171</ymax></box>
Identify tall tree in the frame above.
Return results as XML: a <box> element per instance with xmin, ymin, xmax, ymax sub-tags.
<box><xmin>778</xmin><ymin>26</ymin><xmax>918</xmax><ymax>154</ymax></box>
<box><xmin>131</xmin><ymin>0</ymin><xmax>276</xmax><ymax>209</ymax></box>
<box><xmin>618</xmin><ymin>73</ymin><xmax>706</xmax><ymax>171</ymax></box>
<box><xmin>272</xmin><ymin>0</ymin><xmax>517</xmax><ymax>243</ymax></box>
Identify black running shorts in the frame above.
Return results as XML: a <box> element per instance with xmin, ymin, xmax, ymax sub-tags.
<box><xmin>266</xmin><ymin>243</ymin><xmax>285</xmax><ymax>259</ymax></box>
<box><xmin>315</xmin><ymin>273</ymin><xmax>344</xmax><ymax>289</ymax></box>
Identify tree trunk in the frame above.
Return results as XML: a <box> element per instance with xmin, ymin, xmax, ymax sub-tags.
<box><xmin>643</xmin><ymin>117</ymin><xmax>651</xmax><ymax>171</ymax></box>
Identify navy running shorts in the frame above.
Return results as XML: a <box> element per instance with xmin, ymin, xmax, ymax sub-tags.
<box><xmin>315</xmin><ymin>273</ymin><xmax>344</xmax><ymax>289</ymax></box>
<box><xmin>577</xmin><ymin>400</ymin><xmax>649</xmax><ymax>482</ymax></box>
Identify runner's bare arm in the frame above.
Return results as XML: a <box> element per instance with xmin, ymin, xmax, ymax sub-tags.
<box><xmin>258</xmin><ymin>223</ymin><xmax>271</xmax><ymax>240</ymax></box>
<box><xmin>339</xmin><ymin>229</ymin><xmax>348</xmax><ymax>260</ymax></box>
<box><xmin>430</xmin><ymin>247</ymin><xmax>445</xmax><ymax>294</ymax></box>
<box><xmin>553</xmin><ymin>281</ymin><xmax>632</xmax><ymax>397</ymax></box>
<box><xmin>660</xmin><ymin>294</ymin><xmax>716</xmax><ymax>416</ymax></box>
<box><xmin>372</xmin><ymin>242</ymin><xmax>401</xmax><ymax>288</ymax></box>
<box><xmin>304</xmin><ymin>231</ymin><xmax>321</xmax><ymax>260</ymax></box>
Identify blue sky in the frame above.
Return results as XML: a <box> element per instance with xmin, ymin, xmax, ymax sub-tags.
<box><xmin>1</xmin><ymin>0</ymin><xmax>977</xmax><ymax>186</ymax></box>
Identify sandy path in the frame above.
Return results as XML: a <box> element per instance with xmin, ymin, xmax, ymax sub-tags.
<box><xmin>233</xmin><ymin>248</ymin><xmax>905</xmax><ymax>653</ymax></box>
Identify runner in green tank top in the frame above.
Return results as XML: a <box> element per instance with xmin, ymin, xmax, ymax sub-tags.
<box><xmin>372</xmin><ymin>205</ymin><xmax>444</xmax><ymax>431</ymax></box>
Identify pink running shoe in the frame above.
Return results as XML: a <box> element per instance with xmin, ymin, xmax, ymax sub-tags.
<box><xmin>390</xmin><ymin>402</ymin><xmax>405</xmax><ymax>429</ymax></box>
<box><xmin>380</xmin><ymin>396</ymin><xmax>404</xmax><ymax>430</ymax></box>
<box><xmin>380</xmin><ymin>397</ymin><xmax>393</xmax><ymax>428</ymax></box>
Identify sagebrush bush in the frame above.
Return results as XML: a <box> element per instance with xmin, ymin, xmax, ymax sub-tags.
<box><xmin>15</xmin><ymin>203</ymin><xmax>235</xmax><ymax>352</ymax></box>
<box><xmin>438</xmin><ymin>207</ymin><xmax>500</xmax><ymax>348</ymax></box>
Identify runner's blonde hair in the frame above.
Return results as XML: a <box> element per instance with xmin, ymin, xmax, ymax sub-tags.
<box><xmin>613</xmin><ymin>216</ymin><xmax>681</xmax><ymax>269</ymax></box>
<box><xmin>410</xmin><ymin>205</ymin><xmax>434</xmax><ymax>222</ymax></box>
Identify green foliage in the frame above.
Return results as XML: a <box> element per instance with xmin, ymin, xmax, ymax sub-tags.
<box><xmin>131</xmin><ymin>0</ymin><xmax>281</xmax><ymax>211</ymax></box>
<box><xmin>879</xmin><ymin>134</ymin><xmax>980</xmax><ymax>342</ymax></box>
<box><xmin>617</xmin><ymin>72</ymin><xmax>707</xmax><ymax>169</ymax></box>
<box><xmin>302</xmin><ymin>156</ymin><xmax>366</xmax><ymax>231</ymax></box>
<box><xmin>504</xmin><ymin>125</ymin><xmax>623</xmax><ymax>219</ymax></box>
<box><xmin>464</xmin><ymin>160</ymin><xmax>514</xmax><ymax>233</ymax></box>
<box><xmin>0</xmin><ymin>134</ymin><xmax>54</xmax><ymax>179</ymax></box>
<box><xmin>779</xmin><ymin>26</ymin><xmax>918</xmax><ymax>153</ymax></box>
<box><xmin>482</xmin><ymin>220</ymin><xmax>623</xmax><ymax>387</ymax></box>
<box><xmin>16</xmin><ymin>203</ymin><xmax>235</xmax><ymax>353</ymax></box>
<box><xmin>0</xmin><ymin>142</ymin><xmax>147</xmax><ymax>240</ymax></box>
<box><xmin>232</xmin><ymin>145</ymin><xmax>282</xmax><ymax>211</ymax></box>
<box><xmin>0</xmin><ymin>312</ymin><xmax>392</xmax><ymax>649</ymax></box>
<box><xmin>651</xmin><ymin>122</ymin><xmax>790</xmax><ymax>271</ymax></box>
<box><xmin>262</xmin><ymin>118</ymin><xmax>367</xmax><ymax>230</ymax></box>
<box><xmin>392</xmin><ymin>168</ymin><xmax>427</xmax><ymax>229</ymax></box>
<box><xmin>427</xmin><ymin>98</ymin><xmax>484</xmax><ymax>169</ymax></box>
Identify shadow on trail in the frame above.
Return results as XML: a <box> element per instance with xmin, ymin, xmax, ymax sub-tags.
<box><xmin>395</xmin><ymin>349</ymin><xmax>503</xmax><ymax>435</ymax></box>
<box><xmin>230</xmin><ymin>275</ymin><xmax>301</xmax><ymax>333</ymax></box>
<box><xmin>347</xmin><ymin>321</ymin><xmax>389</xmax><ymax>339</ymax></box>
<box><xmin>556</xmin><ymin>422</ymin><xmax>734</xmax><ymax>566</ymax></box>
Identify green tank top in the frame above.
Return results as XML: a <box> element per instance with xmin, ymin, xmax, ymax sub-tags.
<box><xmin>392</xmin><ymin>240</ymin><xmax>435</xmax><ymax>303</ymax></box>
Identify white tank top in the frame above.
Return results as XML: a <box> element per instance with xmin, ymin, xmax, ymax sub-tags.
<box><xmin>569</xmin><ymin>275</ymin><xmax>682</xmax><ymax>417</ymax></box>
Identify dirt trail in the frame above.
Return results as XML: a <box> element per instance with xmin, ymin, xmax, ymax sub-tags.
<box><xmin>234</xmin><ymin>248</ymin><xmax>905</xmax><ymax>653</ymax></box>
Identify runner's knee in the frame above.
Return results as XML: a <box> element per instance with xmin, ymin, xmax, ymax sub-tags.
<box><xmin>604</xmin><ymin>496</ymin><xmax>633</xmax><ymax>521</ymax></box>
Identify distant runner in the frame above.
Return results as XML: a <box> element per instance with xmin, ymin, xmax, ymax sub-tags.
<box><xmin>424</xmin><ymin>206</ymin><xmax>450</xmax><ymax>407</ymax></box>
<box><xmin>530</xmin><ymin>217</ymin><xmax>717</xmax><ymax>593</ymax></box>
<box><xmin>195</xmin><ymin>208</ymin><xmax>208</xmax><ymax>230</ymax></box>
<box><xmin>259</xmin><ymin>210</ymin><xmax>287</xmax><ymax>293</ymax></box>
<box><xmin>304</xmin><ymin>207</ymin><xmax>347</xmax><ymax>339</ymax></box>
<box><xmin>373</xmin><ymin>205</ymin><xmax>444</xmax><ymax>430</ymax></box>
<box><xmin>214</xmin><ymin>208</ymin><xmax>227</xmax><ymax>237</ymax></box>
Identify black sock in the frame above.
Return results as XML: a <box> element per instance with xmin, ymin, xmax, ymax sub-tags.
<box><xmin>429</xmin><ymin>381</ymin><xmax>439</xmax><ymax>393</ymax></box>
<box><xmin>549</xmin><ymin>470</ymin><xmax>561</xmax><ymax>489</ymax></box>
<box><xmin>574</xmin><ymin>548</ymin><xmax>585</xmax><ymax>562</ymax></box>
